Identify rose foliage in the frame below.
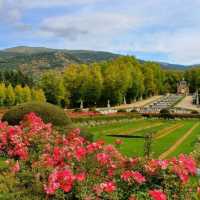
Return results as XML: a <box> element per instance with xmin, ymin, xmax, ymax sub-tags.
<box><xmin>0</xmin><ymin>113</ymin><xmax>199</xmax><ymax>200</ymax></box>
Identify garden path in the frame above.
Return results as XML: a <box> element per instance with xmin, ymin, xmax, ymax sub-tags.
<box><xmin>155</xmin><ymin>123</ymin><xmax>183</xmax><ymax>139</ymax></box>
<box><xmin>159</xmin><ymin>122</ymin><xmax>199</xmax><ymax>159</ymax></box>
<box><xmin>175</xmin><ymin>95</ymin><xmax>200</xmax><ymax>111</ymax></box>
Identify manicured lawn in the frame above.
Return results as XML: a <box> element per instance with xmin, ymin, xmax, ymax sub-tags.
<box><xmin>152</xmin><ymin>121</ymin><xmax>196</xmax><ymax>157</ymax></box>
<box><xmin>86</xmin><ymin>119</ymin><xmax>200</xmax><ymax>157</ymax></box>
<box><xmin>169</xmin><ymin>122</ymin><xmax>200</xmax><ymax>157</ymax></box>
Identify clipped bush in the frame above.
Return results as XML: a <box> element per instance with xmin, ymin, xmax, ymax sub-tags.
<box><xmin>2</xmin><ymin>102</ymin><xmax>71</xmax><ymax>126</ymax></box>
<box><xmin>191</xmin><ymin>110</ymin><xmax>199</xmax><ymax>114</ymax></box>
<box><xmin>71</xmin><ymin>113</ymin><xmax>141</xmax><ymax>124</ymax></box>
<box><xmin>117</xmin><ymin>109</ymin><xmax>127</xmax><ymax>113</ymax></box>
<box><xmin>74</xmin><ymin>108</ymin><xmax>83</xmax><ymax>112</ymax></box>
<box><xmin>160</xmin><ymin>109</ymin><xmax>173</xmax><ymax>119</ymax></box>
<box><xmin>88</xmin><ymin>107</ymin><xmax>97</xmax><ymax>112</ymax></box>
<box><xmin>130</xmin><ymin>109</ymin><xmax>138</xmax><ymax>113</ymax></box>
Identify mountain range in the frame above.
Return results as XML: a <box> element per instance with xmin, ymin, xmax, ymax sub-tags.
<box><xmin>0</xmin><ymin>46</ymin><xmax>192</xmax><ymax>73</ymax></box>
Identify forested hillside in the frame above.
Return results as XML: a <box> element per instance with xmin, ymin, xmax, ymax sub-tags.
<box><xmin>0</xmin><ymin>46</ymin><xmax>189</xmax><ymax>72</ymax></box>
<box><xmin>0</xmin><ymin>46</ymin><xmax>119</xmax><ymax>73</ymax></box>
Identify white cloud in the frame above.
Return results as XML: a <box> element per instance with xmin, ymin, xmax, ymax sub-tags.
<box><xmin>40</xmin><ymin>12</ymin><xmax>140</xmax><ymax>38</ymax></box>
<box><xmin>11</xmin><ymin>0</ymin><xmax>106</xmax><ymax>9</ymax></box>
<box><xmin>0</xmin><ymin>0</ymin><xmax>22</xmax><ymax>23</ymax></box>
<box><xmin>2</xmin><ymin>0</ymin><xmax>200</xmax><ymax>64</ymax></box>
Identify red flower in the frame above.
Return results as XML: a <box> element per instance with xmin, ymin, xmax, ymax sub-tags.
<box><xmin>75</xmin><ymin>146</ymin><xmax>86</xmax><ymax>161</ymax></box>
<box><xmin>149</xmin><ymin>190</ymin><xmax>167</xmax><ymax>200</ymax></box>
<box><xmin>96</xmin><ymin>153</ymin><xmax>110</xmax><ymax>165</ymax></box>
<box><xmin>11</xmin><ymin>161</ymin><xmax>20</xmax><ymax>173</ymax></box>
<box><xmin>75</xmin><ymin>172</ymin><xmax>86</xmax><ymax>182</ymax></box>
<box><xmin>87</xmin><ymin>142</ymin><xmax>102</xmax><ymax>153</ymax></box>
<box><xmin>45</xmin><ymin>169</ymin><xmax>74</xmax><ymax>194</ymax></box>
<box><xmin>132</xmin><ymin>171</ymin><xmax>146</xmax><ymax>184</ymax></box>
<box><xmin>121</xmin><ymin>170</ymin><xmax>146</xmax><ymax>184</ymax></box>
<box><xmin>158</xmin><ymin>160</ymin><xmax>168</xmax><ymax>170</ymax></box>
<box><xmin>103</xmin><ymin>181</ymin><xmax>116</xmax><ymax>193</ymax></box>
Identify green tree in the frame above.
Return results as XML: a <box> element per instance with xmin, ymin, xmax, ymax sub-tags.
<box><xmin>5</xmin><ymin>84</ymin><xmax>15</xmax><ymax>106</ymax></box>
<box><xmin>39</xmin><ymin>71</ymin><xmax>68</xmax><ymax>106</ymax></box>
<box><xmin>102</xmin><ymin>57</ymin><xmax>132</xmax><ymax>105</ymax></box>
<box><xmin>164</xmin><ymin>70</ymin><xmax>183</xmax><ymax>93</ymax></box>
<box><xmin>15</xmin><ymin>85</ymin><xmax>24</xmax><ymax>104</ymax></box>
<box><xmin>84</xmin><ymin>63</ymin><xmax>103</xmax><ymax>106</ymax></box>
<box><xmin>32</xmin><ymin>89</ymin><xmax>46</xmax><ymax>102</ymax></box>
<box><xmin>63</xmin><ymin>64</ymin><xmax>84</xmax><ymax>107</ymax></box>
<box><xmin>21</xmin><ymin>85</ymin><xmax>32</xmax><ymax>103</ymax></box>
<box><xmin>0</xmin><ymin>83</ymin><xmax>6</xmax><ymax>106</ymax></box>
<box><xmin>184</xmin><ymin>68</ymin><xmax>200</xmax><ymax>93</ymax></box>
<box><xmin>126</xmin><ymin>57</ymin><xmax>144</xmax><ymax>102</ymax></box>
<box><xmin>142</xmin><ymin>64</ymin><xmax>156</xmax><ymax>97</ymax></box>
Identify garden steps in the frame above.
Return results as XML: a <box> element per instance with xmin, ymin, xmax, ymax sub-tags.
<box><xmin>159</xmin><ymin>122</ymin><xmax>200</xmax><ymax>159</ymax></box>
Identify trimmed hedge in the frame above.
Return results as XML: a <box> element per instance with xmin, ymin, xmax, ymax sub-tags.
<box><xmin>2</xmin><ymin>102</ymin><xmax>71</xmax><ymax>126</ymax></box>
<box><xmin>160</xmin><ymin>109</ymin><xmax>173</xmax><ymax>119</ymax></box>
<box><xmin>142</xmin><ymin>113</ymin><xmax>200</xmax><ymax>119</ymax></box>
<box><xmin>71</xmin><ymin>113</ymin><xmax>141</xmax><ymax>123</ymax></box>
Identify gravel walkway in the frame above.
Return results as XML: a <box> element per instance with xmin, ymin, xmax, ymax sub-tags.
<box><xmin>175</xmin><ymin>95</ymin><xmax>200</xmax><ymax>111</ymax></box>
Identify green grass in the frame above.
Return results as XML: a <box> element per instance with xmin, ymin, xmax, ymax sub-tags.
<box><xmin>85</xmin><ymin>119</ymin><xmax>200</xmax><ymax>158</ymax></box>
<box><xmin>169</xmin><ymin>123</ymin><xmax>200</xmax><ymax>157</ymax></box>
<box><xmin>0</xmin><ymin>157</ymin><xmax>7</xmax><ymax>169</ymax></box>
<box><xmin>152</xmin><ymin>121</ymin><xmax>196</xmax><ymax>157</ymax></box>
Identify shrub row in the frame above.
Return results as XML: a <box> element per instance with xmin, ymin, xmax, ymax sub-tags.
<box><xmin>71</xmin><ymin>113</ymin><xmax>141</xmax><ymax>123</ymax></box>
<box><xmin>143</xmin><ymin>113</ymin><xmax>200</xmax><ymax>119</ymax></box>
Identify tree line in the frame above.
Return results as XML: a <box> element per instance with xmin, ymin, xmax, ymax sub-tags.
<box><xmin>1</xmin><ymin>56</ymin><xmax>200</xmax><ymax>108</ymax></box>
<box><xmin>39</xmin><ymin>56</ymin><xmax>186</xmax><ymax>108</ymax></box>
<box><xmin>0</xmin><ymin>69</ymin><xmax>34</xmax><ymax>87</ymax></box>
<box><xmin>184</xmin><ymin>67</ymin><xmax>200</xmax><ymax>93</ymax></box>
<box><xmin>0</xmin><ymin>83</ymin><xmax>46</xmax><ymax>106</ymax></box>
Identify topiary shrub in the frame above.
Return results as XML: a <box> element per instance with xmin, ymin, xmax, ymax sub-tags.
<box><xmin>191</xmin><ymin>110</ymin><xmax>199</xmax><ymax>114</ymax></box>
<box><xmin>2</xmin><ymin>102</ymin><xmax>71</xmax><ymax>126</ymax></box>
<box><xmin>74</xmin><ymin>108</ymin><xmax>83</xmax><ymax>112</ymax></box>
<box><xmin>88</xmin><ymin>107</ymin><xmax>99</xmax><ymax>113</ymax></box>
<box><xmin>117</xmin><ymin>109</ymin><xmax>127</xmax><ymax>113</ymax></box>
<box><xmin>160</xmin><ymin>109</ymin><xmax>173</xmax><ymax>119</ymax></box>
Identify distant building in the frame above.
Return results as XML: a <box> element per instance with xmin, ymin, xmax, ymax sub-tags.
<box><xmin>177</xmin><ymin>79</ymin><xmax>189</xmax><ymax>95</ymax></box>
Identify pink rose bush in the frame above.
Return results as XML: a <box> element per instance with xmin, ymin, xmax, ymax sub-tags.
<box><xmin>0</xmin><ymin>113</ymin><xmax>199</xmax><ymax>199</ymax></box>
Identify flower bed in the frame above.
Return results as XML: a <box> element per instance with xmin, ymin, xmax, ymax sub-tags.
<box><xmin>67</xmin><ymin>111</ymin><xmax>101</xmax><ymax>118</ymax></box>
<box><xmin>0</xmin><ymin>113</ymin><xmax>199</xmax><ymax>199</ymax></box>
<box><xmin>70</xmin><ymin>113</ymin><xmax>141</xmax><ymax>125</ymax></box>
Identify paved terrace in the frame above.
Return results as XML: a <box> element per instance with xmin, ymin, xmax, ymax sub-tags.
<box><xmin>96</xmin><ymin>96</ymin><xmax>162</xmax><ymax>114</ymax></box>
<box><xmin>175</xmin><ymin>95</ymin><xmax>200</xmax><ymax>111</ymax></box>
<box><xmin>114</xmin><ymin>95</ymin><xmax>162</xmax><ymax>109</ymax></box>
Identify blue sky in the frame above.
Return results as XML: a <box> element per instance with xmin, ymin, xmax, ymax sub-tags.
<box><xmin>1</xmin><ymin>0</ymin><xmax>200</xmax><ymax>65</ymax></box>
